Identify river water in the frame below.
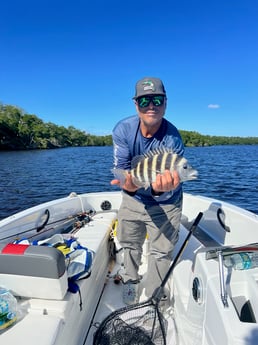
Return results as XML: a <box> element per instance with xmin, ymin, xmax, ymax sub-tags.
<box><xmin>0</xmin><ymin>145</ymin><xmax>257</xmax><ymax>220</ymax></box>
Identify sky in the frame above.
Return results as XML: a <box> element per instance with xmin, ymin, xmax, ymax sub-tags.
<box><xmin>1</xmin><ymin>0</ymin><xmax>258</xmax><ymax>137</ymax></box>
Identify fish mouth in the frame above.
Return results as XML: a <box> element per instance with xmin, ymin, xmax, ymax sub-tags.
<box><xmin>188</xmin><ymin>171</ymin><xmax>198</xmax><ymax>180</ymax></box>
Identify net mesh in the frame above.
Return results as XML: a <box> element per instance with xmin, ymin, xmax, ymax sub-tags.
<box><xmin>93</xmin><ymin>300</ymin><xmax>167</xmax><ymax>345</ymax></box>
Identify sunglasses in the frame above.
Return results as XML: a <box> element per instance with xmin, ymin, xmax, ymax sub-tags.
<box><xmin>136</xmin><ymin>95</ymin><xmax>165</xmax><ymax>108</ymax></box>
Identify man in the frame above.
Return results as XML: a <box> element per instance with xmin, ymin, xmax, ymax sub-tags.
<box><xmin>111</xmin><ymin>77</ymin><xmax>184</xmax><ymax>305</ymax></box>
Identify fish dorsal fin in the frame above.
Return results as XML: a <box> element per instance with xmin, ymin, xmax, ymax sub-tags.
<box><xmin>131</xmin><ymin>147</ymin><xmax>174</xmax><ymax>168</ymax></box>
<box><xmin>131</xmin><ymin>154</ymin><xmax>144</xmax><ymax>168</ymax></box>
<box><xmin>143</xmin><ymin>146</ymin><xmax>174</xmax><ymax>158</ymax></box>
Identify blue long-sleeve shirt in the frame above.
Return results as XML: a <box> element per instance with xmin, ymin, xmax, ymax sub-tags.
<box><xmin>112</xmin><ymin>115</ymin><xmax>184</xmax><ymax>205</ymax></box>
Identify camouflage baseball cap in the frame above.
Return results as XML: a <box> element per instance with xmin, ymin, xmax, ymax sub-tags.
<box><xmin>133</xmin><ymin>77</ymin><xmax>166</xmax><ymax>99</ymax></box>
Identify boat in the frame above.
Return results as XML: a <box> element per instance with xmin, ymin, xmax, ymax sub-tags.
<box><xmin>0</xmin><ymin>190</ymin><xmax>258</xmax><ymax>344</ymax></box>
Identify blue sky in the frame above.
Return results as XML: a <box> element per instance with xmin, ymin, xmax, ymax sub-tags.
<box><xmin>1</xmin><ymin>0</ymin><xmax>257</xmax><ymax>137</ymax></box>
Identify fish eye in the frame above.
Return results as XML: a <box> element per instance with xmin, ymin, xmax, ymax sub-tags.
<box><xmin>183</xmin><ymin>164</ymin><xmax>188</xmax><ymax>169</ymax></box>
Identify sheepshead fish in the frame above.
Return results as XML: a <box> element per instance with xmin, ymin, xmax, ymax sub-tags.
<box><xmin>112</xmin><ymin>147</ymin><xmax>198</xmax><ymax>189</ymax></box>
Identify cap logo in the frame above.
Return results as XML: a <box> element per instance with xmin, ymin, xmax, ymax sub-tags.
<box><xmin>142</xmin><ymin>80</ymin><xmax>155</xmax><ymax>92</ymax></box>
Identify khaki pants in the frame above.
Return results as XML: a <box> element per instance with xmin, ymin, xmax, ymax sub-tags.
<box><xmin>117</xmin><ymin>191</ymin><xmax>182</xmax><ymax>298</ymax></box>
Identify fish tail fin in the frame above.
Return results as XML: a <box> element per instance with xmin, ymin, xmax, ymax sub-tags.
<box><xmin>111</xmin><ymin>168</ymin><xmax>128</xmax><ymax>186</ymax></box>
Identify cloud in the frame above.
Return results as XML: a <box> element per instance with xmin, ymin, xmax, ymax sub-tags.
<box><xmin>208</xmin><ymin>104</ymin><xmax>220</xmax><ymax>109</ymax></box>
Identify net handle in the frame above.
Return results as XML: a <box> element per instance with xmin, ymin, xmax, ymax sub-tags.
<box><xmin>160</xmin><ymin>211</ymin><xmax>203</xmax><ymax>288</ymax></box>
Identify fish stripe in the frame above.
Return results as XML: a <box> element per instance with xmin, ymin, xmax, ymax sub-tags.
<box><xmin>160</xmin><ymin>153</ymin><xmax>168</xmax><ymax>173</ymax></box>
<box><xmin>169</xmin><ymin>153</ymin><xmax>177</xmax><ymax>171</ymax></box>
<box><xmin>144</xmin><ymin>157</ymin><xmax>150</xmax><ymax>181</ymax></box>
<box><xmin>160</xmin><ymin>152</ymin><xmax>169</xmax><ymax>172</ymax></box>
<box><xmin>151</xmin><ymin>154</ymin><xmax>158</xmax><ymax>181</ymax></box>
<box><xmin>131</xmin><ymin>168</ymin><xmax>136</xmax><ymax>181</ymax></box>
<box><xmin>164</xmin><ymin>153</ymin><xmax>171</xmax><ymax>170</ymax></box>
<box><xmin>174</xmin><ymin>154</ymin><xmax>181</xmax><ymax>170</ymax></box>
<box><xmin>136</xmin><ymin>161</ymin><xmax>142</xmax><ymax>181</ymax></box>
<box><xmin>143</xmin><ymin>157</ymin><xmax>149</xmax><ymax>182</ymax></box>
<box><xmin>155</xmin><ymin>153</ymin><xmax>162</xmax><ymax>174</ymax></box>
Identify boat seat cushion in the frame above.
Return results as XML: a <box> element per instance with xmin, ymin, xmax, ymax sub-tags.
<box><xmin>0</xmin><ymin>243</ymin><xmax>68</xmax><ymax>300</ymax></box>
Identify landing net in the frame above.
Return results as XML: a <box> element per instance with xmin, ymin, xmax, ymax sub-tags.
<box><xmin>93</xmin><ymin>300</ymin><xmax>167</xmax><ymax>345</ymax></box>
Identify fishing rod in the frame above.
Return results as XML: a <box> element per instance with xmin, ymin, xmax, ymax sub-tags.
<box><xmin>0</xmin><ymin>209</ymin><xmax>94</xmax><ymax>242</ymax></box>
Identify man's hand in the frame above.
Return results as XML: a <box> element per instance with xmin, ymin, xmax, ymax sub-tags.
<box><xmin>151</xmin><ymin>170</ymin><xmax>180</xmax><ymax>194</ymax></box>
<box><xmin>111</xmin><ymin>173</ymin><xmax>138</xmax><ymax>192</ymax></box>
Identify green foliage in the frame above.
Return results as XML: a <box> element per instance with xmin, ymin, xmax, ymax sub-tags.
<box><xmin>179</xmin><ymin>130</ymin><xmax>258</xmax><ymax>147</ymax></box>
<box><xmin>0</xmin><ymin>103</ymin><xmax>258</xmax><ymax>150</ymax></box>
<box><xmin>0</xmin><ymin>103</ymin><xmax>112</xmax><ymax>150</ymax></box>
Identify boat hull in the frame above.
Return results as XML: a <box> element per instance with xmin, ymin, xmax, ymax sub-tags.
<box><xmin>0</xmin><ymin>191</ymin><xmax>257</xmax><ymax>344</ymax></box>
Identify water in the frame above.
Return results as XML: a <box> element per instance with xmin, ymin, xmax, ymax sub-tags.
<box><xmin>0</xmin><ymin>145</ymin><xmax>257</xmax><ymax>220</ymax></box>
